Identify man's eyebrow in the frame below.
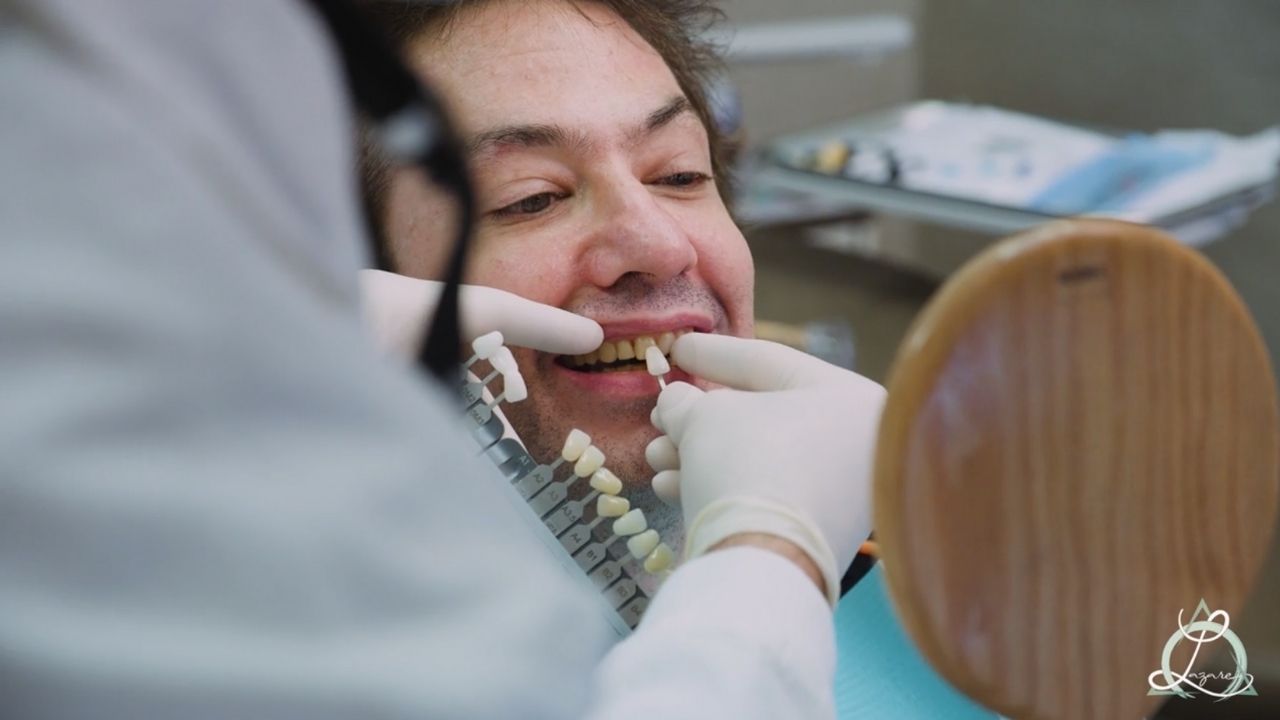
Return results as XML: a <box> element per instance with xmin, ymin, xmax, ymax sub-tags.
<box><xmin>634</xmin><ymin>96</ymin><xmax>692</xmax><ymax>141</ymax></box>
<box><xmin>466</xmin><ymin>124</ymin><xmax>583</xmax><ymax>157</ymax></box>
<box><xmin>465</xmin><ymin>95</ymin><xmax>693</xmax><ymax>158</ymax></box>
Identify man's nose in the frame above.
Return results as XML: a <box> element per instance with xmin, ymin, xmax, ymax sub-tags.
<box><xmin>581</xmin><ymin>179</ymin><xmax>698</xmax><ymax>288</ymax></box>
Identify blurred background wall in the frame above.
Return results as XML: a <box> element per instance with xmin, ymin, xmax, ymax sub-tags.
<box><xmin>720</xmin><ymin>1</ymin><xmax>1280</xmax><ymax>717</ymax></box>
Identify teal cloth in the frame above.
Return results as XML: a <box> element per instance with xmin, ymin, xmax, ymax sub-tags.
<box><xmin>834</xmin><ymin>565</ymin><xmax>999</xmax><ymax>719</ymax></box>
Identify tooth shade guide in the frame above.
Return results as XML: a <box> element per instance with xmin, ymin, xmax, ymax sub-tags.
<box><xmin>462</xmin><ymin>354</ymin><xmax>513</xmax><ymax>406</ymax></box>
<box><xmin>573</xmin><ymin>445</ymin><xmax>606</xmax><ymax>477</ymax></box>
<box><xmin>467</xmin><ymin>337</ymin><xmax>687</xmax><ymax>627</ymax></box>
<box><xmin>460</xmin><ymin>370</ymin><xmax>657</xmax><ymax>633</ymax></box>
<box><xmin>571</xmin><ymin>538</ymin><xmax>610</xmax><ymax>571</ymax></box>
<box><xmin>612</xmin><ymin>508</ymin><xmax>646</xmax><ymax>536</ymax></box>
<box><xmin>626</xmin><ymin>529</ymin><xmax>660</xmax><ymax>559</ymax></box>
<box><xmin>488</xmin><ymin>347</ymin><xmax>517</xmax><ymax>376</ymax></box>
<box><xmin>561</xmin><ymin>429</ymin><xmax>591</xmax><ymax>462</ymax></box>
<box><xmin>597</xmin><ymin>494</ymin><xmax>629</xmax><ymax>517</ymax></box>
<box><xmin>487</xmin><ymin>371</ymin><xmax>527</xmax><ymax>406</ymax></box>
<box><xmin>458</xmin><ymin>379</ymin><xmax>488</xmax><ymax>411</ymax></box>
<box><xmin>530</xmin><ymin>479</ymin><xmax>599</xmax><ymax>518</ymax></box>
<box><xmin>643</xmin><ymin>543</ymin><xmax>674</xmax><ymax>573</ymax></box>
<box><xmin>465</xmin><ymin>403</ymin><xmax>506</xmax><ymax>452</ymax></box>
<box><xmin>540</xmin><ymin>486</ymin><xmax>603</xmax><ymax>537</ymax></box>
<box><xmin>589</xmin><ymin>467</ymin><xmax>622</xmax><ymax>495</ymax></box>
<box><xmin>512</xmin><ymin>463</ymin><xmax>560</xmax><ymax>499</ymax></box>
<box><xmin>588</xmin><ymin>557</ymin><xmax>627</xmax><ymax>590</ymax></box>
<box><xmin>604</xmin><ymin>578</ymin><xmax>638</xmax><ymax>609</ymax></box>
<box><xmin>464</xmin><ymin>330</ymin><xmax>504</xmax><ymax>368</ymax></box>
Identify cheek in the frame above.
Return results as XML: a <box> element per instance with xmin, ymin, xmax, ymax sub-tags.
<box><xmin>681</xmin><ymin>207</ymin><xmax>755</xmax><ymax>335</ymax></box>
<box><xmin>385</xmin><ymin>168</ymin><xmax>459</xmax><ymax>280</ymax></box>
<box><xmin>464</xmin><ymin>229</ymin><xmax>580</xmax><ymax>306</ymax></box>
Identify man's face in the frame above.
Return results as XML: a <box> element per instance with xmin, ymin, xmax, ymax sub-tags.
<box><xmin>385</xmin><ymin>0</ymin><xmax>754</xmax><ymax>504</ymax></box>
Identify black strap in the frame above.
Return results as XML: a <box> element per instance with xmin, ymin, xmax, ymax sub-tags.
<box><xmin>303</xmin><ymin>0</ymin><xmax>473</xmax><ymax>384</ymax></box>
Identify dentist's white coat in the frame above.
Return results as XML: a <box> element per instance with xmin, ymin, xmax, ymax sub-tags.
<box><xmin>0</xmin><ymin>1</ymin><xmax>835</xmax><ymax>719</ymax></box>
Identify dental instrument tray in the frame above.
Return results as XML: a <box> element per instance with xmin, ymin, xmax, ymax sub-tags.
<box><xmin>753</xmin><ymin>100</ymin><xmax>1279</xmax><ymax>246</ymax></box>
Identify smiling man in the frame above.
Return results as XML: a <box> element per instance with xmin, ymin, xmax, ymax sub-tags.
<box><xmin>363</xmin><ymin>0</ymin><xmax>752</xmax><ymax>537</ymax></box>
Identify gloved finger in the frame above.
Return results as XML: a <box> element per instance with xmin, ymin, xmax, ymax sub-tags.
<box><xmin>654</xmin><ymin>381</ymin><xmax>704</xmax><ymax>444</ymax></box>
<box><xmin>465</xmin><ymin>285</ymin><xmax>602</xmax><ymax>355</ymax></box>
<box><xmin>645</xmin><ymin>435</ymin><xmax>680</xmax><ymax>472</ymax></box>
<box><xmin>670</xmin><ymin>333</ymin><xmax>841</xmax><ymax>392</ymax></box>
<box><xmin>652</xmin><ymin>469</ymin><xmax>681</xmax><ymax>507</ymax></box>
<box><xmin>650</xmin><ymin>405</ymin><xmax>664</xmax><ymax>433</ymax></box>
<box><xmin>358</xmin><ymin>271</ymin><xmax>604</xmax><ymax>356</ymax></box>
<box><xmin>359</xmin><ymin>269</ymin><xmax>440</xmax><ymax>358</ymax></box>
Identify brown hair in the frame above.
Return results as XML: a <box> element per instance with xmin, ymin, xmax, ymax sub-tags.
<box><xmin>357</xmin><ymin>0</ymin><xmax>731</xmax><ymax>270</ymax></box>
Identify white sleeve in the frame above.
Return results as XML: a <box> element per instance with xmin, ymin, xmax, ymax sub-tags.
<box><xmin>586</xmin><ymin>548</ymin><xmax>838</xmax><ymax>720</ymax></box>
<box><xmin>0</xmin><ymin>3</ymin><xmax>609</xmax><ymax>718</ymax></box>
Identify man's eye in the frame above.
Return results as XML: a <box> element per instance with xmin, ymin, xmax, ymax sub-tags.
<box><xmin>493</xmin><ymin>192</ymin><xmax>562</xmax><ymax>218</ymax></box>
<box><xmin>656</xmin><ymin>171</ymin><xmax>712</xmax><ymax>188</ymax></box>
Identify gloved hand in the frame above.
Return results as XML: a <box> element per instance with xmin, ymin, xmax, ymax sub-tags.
<box><xmin>359</xmin><ymin>269</ymin><xmax>603</xmax><ymax>358</ymax></box>
<box><xmin>647</xmin><ymin>333</ymin><xmax>885</xmax><ymax>606</ymax></box>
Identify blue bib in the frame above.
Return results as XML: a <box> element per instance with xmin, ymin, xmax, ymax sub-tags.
<box><xmin>835</xmin><ymin>565</ymin><xmax>1000</xmax><ymax>719</ymax></box>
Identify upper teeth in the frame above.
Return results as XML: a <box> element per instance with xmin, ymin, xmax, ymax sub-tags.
<box><xmin>568</xmin><ymin>330</ymin><xmax>689</xmax><ymax>368</ymax></box>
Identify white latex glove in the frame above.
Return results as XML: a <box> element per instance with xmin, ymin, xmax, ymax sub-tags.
<box><xmin>648</xmin><ymin>333</ymin><xmax>885</xmax><ymax>606</ymax></box>
<box><xmin>359</xmin><ymin>269</ymin><xmax>603</xmax><ymax>359</ymax></box>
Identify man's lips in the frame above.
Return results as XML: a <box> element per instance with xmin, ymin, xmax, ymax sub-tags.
<box><xmin>594</xmin><ymin>313</ymin><xmax>714</xmax><ymax>339</ymax></box>
<box><xmin>552</xmin><ymin>360</ymin><xmax>696</xmax><ymax>398</ymax></box>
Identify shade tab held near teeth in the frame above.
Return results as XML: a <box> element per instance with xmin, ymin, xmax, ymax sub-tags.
<box><xmin>627</xmin><ymin>529</ymin><xmax>661</xmax><ymax>560</ymax></box>
<box><xmin>561</xmin><ymin>429</ymin><xmax>591</xmax><ymax>462</ymax></box>
<box><xmin>590</xmin><ymin>468</ymin><xmax>622</xmax><ymax>495</ymax></box>
<box><xmin>573</xmin><ymin>445</ymin><xmax>605</xmax><ymax>477</ymax></box>
<box><xmin>612</xmin><ymin>508</ymin><xmax>647</xmax><ymax>536</ymax></box>
<box><xmin>645</xmin><ymin>346</ymin><xmax>670</xmax><ymax>377</ymax></box>
<box><xmin>596</xmin><ymin>494</ymin><xmax>630</xmax><ymax>518</ymax></box>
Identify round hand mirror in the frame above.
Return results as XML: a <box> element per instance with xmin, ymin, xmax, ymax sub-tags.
<box><xmin>873</xmin><ymin>219</ymin><xmax>1279</xmax><ymax>720</ymax></box>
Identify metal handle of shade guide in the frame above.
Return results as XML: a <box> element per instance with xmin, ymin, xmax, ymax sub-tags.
<box><xmin>462</xmin><ymin>384</ymin><xmax>649</xmax><ymax>637</ymax></box>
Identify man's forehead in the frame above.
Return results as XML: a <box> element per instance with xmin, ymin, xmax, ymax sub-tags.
<box><xmin>409</xmin><ymin>0</ymin><xmax>687</xmax><ymax>139</ymax></box>
<box><xmin>464</xmin><ymin>96</ymin><xmax>698</xmax><ymax>161</ymax></box>
<box><xmin>431</xmin><ymin>0</ymin><xmax>654</xmax><ymax>64</ymax></box>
